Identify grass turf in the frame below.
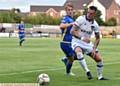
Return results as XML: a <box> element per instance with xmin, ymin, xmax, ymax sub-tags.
<box><xmin>0</xmin><ymin>38</ymin><xmax>120</xmax><ymax>86</ymax></box>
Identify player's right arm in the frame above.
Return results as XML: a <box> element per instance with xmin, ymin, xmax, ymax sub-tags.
<box><xmin>60</xmin><ymin>23</ymin><xmax>74</xmax><ymax>29</ymax></box>
<box><xmin>60</xmin><ymin>16</ymin><xmax>74</xmax><ymax>29</ymax></box>
<box><xmin>70</xmin><ymin>16</ymin><xmax>83</xmax><ymax>39</ymax></box>
<box><xmin>70</xmin><ymin>25</ymin><xmax>81</xmax><ymax>39</ymax></box>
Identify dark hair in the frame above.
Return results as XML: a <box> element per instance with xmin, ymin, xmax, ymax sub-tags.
<box><xmin>64</xmin><ymin>2</ymin><xmax>73</xmax><ymax>10</ymax></box>
<box><xmin>89</xmin><ymin>6</ymin><xmax>97</xmax><ymax>12</ymax></box>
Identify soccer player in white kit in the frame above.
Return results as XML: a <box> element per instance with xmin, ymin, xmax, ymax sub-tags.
<box><xmin>71</xmin><ymin>6</ymin><xmax>108</xmax><ymax>80</ymax></box>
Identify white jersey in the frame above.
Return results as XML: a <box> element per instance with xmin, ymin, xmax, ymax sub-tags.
<box><xmin>74</xmin><ymin>15</ymin><xmax>99</xmax><ymax>39</ymax></box>
<box><xmin>72</xmin><ymin>15</ymin><xmax>99</xmax><ymax>54</ymax></box>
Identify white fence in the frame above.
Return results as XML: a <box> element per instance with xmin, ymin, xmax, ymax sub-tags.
<box><xmin>0</xmin><ymin>24</ymin><xmax>120</xmax><ymax>38</ymax></box>
<box><xmin>0</xmin><ymin>33</ymin><xmax>18</xmax><ymax>37</ymax></box>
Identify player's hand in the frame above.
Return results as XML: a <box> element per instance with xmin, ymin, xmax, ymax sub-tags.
<box><xmin>70</xmin><ymin>22</ymin><xmax>75</xmax><ymax>26</ymax></box>
<box><xmin>91</xmin><ymin>48</ymin><xmax>96</xmax><ymax>58</ymax></box>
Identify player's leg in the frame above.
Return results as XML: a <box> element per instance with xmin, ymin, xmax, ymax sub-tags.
<box><xmin>66</xmin><ymin>55</ymin><xmax>74</xmax><ymax>75</ymax></box>
<box><xmin>19</xmin><ymin>34</ymin><xmax>25</xmax><ymax>46</ymax></box>
<box><xmin>72</xmin><ymin>40</ymin><xmax>93</xmax><ymax>79</ymax></box>
<box><xmin>74</xmin><ymin>46</ymin><xmax>93</xmax><ymax>79</ymax></box>
<box><xmin>61</xmin><ymin>51</ymin><xmax>77</xmax><ymax>65</ymax></box>
<box><xmin>61</xmin><ymin>51</ymin><xmax>77</xmax><ymax>76</ymax></box>
<box><xmin>88</xmin><ymin>52</ymin><xmax>109</xmax><ymax>80</ymax></box>
<box><xmin>19</xmin><ymin>36</ymin><xmax>22</xmax><ymax>46</ymax></box>
<box><xmin>84</xmin><ymin>42</ymin><xmax>108</xmax><ymax>80</ymax></box>
<box><xmin>65</xmin><ymin>44</ymin><xmax>75</xmax><ymax>75</ymax></box>
<box><xmin>60</xmin><ymin>43</ymin><xmax>74</xmax><ymax>75</ymax></box>
<box><xmin>19</xmin><ymin>38</ymin><xmax>24</xmax><ymax>46</ymax></box>
<box><xmin>61</xmin><ymin>57</ymin><xmax>68</xmax><ymax>65</ymax></box>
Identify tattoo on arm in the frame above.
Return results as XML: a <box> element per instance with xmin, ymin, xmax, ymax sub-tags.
<box><xmin>94</xmin><ymin>32</ymin><xmax>100</xmax><ymax>49</ymax></box>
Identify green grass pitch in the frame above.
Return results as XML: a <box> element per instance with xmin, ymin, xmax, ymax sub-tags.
<box><xmin>0</xmin><ymin>38</ymin><xmax>120</xmax><ymax>86</ymax></box>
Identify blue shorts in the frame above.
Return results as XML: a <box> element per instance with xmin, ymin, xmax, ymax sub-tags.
<box><xmin>60</xmin><ymin>42</ymin><xmax>76</xmax><ymax>58</ymax></box>
<box><xmin>19</xmin><ymin>34</ymin><xmax>25</xmax><ymax>39</ymax></box>
<box><xmin>19</xmin><ymin>32</ymin><xmax>25</xmax><ymax>39</ymax></box>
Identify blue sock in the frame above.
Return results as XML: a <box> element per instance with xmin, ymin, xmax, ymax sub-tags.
<box><xmin>66</xmin><ymin>61</ymin><xmax>72</xmax><ymax>74</ymax></box>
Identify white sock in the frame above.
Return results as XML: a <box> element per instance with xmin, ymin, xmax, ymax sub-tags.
<box><xmin>62</xmin><ymin>57</ymin><xmax>67</xmax><ymax>59</ymax></box>
<box><xmin>97</xmin><ymin>61</ymin><xmax>103</xmax><ymax>79</ymax></box>
<box><xmin>77</xmin><ymin>52</ymin><xmax>90</xmax><ymax>72</ymax></box>
<box><xmin>79</xmin><ymin>59</ymin><xmax>90</xmax><ymax>72</ymax></box>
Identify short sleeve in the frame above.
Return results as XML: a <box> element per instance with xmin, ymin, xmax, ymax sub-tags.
<box><xmin>61</xmin><ymin>16</ymin><xmax>67</xmax><ymax>24</ymax></box>
<box><xmin>74</xmin><ymin>16</ymin><xmax>84</xmax><ymax>27</ymax></box>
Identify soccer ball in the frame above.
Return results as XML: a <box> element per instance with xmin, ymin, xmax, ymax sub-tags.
<box><xmin>38</xmin><ymin>73</ymin><xmax>50</xmax><ymax>85</ymax></box>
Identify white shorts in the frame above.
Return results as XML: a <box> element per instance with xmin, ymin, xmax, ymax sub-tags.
<box><xmin>72</xmin><ymin>38</ymin><xmax>98</xmax><ymax>55</ymax></box>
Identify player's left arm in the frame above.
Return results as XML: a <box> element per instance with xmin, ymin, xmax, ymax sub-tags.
<box><xmin>92</xmin><ymin>22</ymin><xmax>100</xmax><ymax>49</ymax></box>
<box><xmin>93</xmin><ymin>32</ymin><xmax>100</xmax><ymax>49</ymax></box>
<box><xmin>91</xmin><ymin>22</ymin><xmax>100</xmax><ymax>57</ymax></box>
<box><xmin>91</xmin><ymin>32</ymin><xmax>100</xmax><ymax>57</ymax></box>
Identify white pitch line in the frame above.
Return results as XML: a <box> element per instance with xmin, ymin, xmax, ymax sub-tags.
<box><xmin>112</xmin><ymin>77</ymin><xmax>120</xmax><ymax>80</ymax></box>
<box><xmin>0</xmin><ymin>67</ymin><xmax>64</xmax><ymax>76</ymax></box>
<box><xmin>0</xmin><ymin>61</ymin><xmax>120</xmax><ymax>76</ymax></box>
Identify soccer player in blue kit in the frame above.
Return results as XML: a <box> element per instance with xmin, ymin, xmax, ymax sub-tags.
<box><xmin>60</xmin><ymin>2</ymin><xmax>75</xmax><ymax>76</ymax></box>
<box><xmin>18</xmin><ymin>20</ymin><xmax>25</xmax><ymax>46</ymax></box>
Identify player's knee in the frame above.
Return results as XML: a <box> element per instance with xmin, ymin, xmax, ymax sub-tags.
<box><xmin>75</xmin><ymin>47</ymin><xmax>82</xmax><ymax>53</ymax></box>
<box><xmin>95</xmin><ymin>57</ymin><xmax>101</xmax><ymax>62</ymax></box>
<box><xmin>76</xmin><ymin>52</ymin><xmax>84</xmax><ymax>60</ymax></box>
<box><xmin>94</xmin><ymin>54</ymin><xmax>102</xmax><ymax>62</ymax></box>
